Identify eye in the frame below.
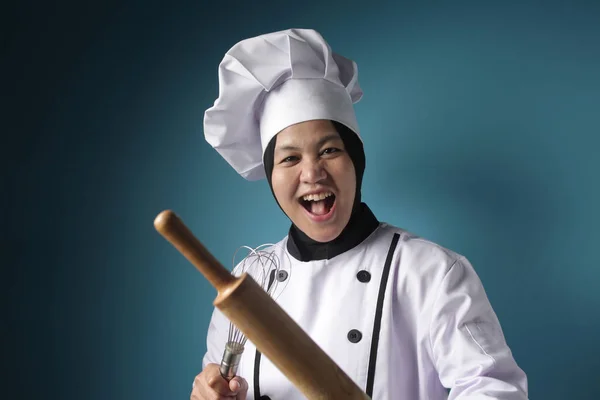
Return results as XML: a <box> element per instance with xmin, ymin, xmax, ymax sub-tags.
<box><xmin>280</xmin><ymin>155</ymin><xmax>299</xmax><ymax>164</ymax></box>
<box><xmin>320</xmin><ymin>147</ymin><xmax>341</xmax><ymax>156</ymax></box>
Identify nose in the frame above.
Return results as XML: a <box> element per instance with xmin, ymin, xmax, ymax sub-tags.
<box><xmin>300</xmin><ymin>158</ymin><xmax>327</xmax><ymax>184</ymax></box>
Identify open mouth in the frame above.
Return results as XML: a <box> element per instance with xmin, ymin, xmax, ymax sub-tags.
<box><xmin>300</xmin><ymin>192</ymin><xmax>336</xmax><ymax>216</ymax></box>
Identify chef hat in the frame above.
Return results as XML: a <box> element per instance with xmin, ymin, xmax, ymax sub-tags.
<box><xmin>203</xmin><ymin>28</ymin><xmax>363</xmax><ymax>181</ymax></box>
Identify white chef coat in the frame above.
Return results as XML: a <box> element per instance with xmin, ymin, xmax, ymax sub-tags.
<box><xmin>201</xmin><ymin>222</ymin><xmax>529</xmax><ymax>399</ymax></box>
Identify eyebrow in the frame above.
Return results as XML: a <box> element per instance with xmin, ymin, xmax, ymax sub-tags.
<box><xmin>276</xmin><ymin>133</ymin><xmax>342</xmax><ymax>152</ymax></box>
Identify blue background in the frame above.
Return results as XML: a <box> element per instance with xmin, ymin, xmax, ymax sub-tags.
<box><xmin>5</xmin><ymin>0</ymin><xmax>599</xmax><ymax>399</ymax></box>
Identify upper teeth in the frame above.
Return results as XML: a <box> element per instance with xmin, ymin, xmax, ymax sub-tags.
<box><xmin>302</xmin><ymin>192</ymin><xmax>333</xmax><ymax>202</ymax></box>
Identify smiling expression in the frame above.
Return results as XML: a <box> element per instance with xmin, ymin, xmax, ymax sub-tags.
<box><xmin>271</xmin><ymin>120</ymin><xmax>356</xmax><ymax>243</ymax></box>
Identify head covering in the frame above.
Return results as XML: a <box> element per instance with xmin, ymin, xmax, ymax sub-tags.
<box><xmin>262</xmin><ymin>121</ymin><xmax>365</xmax><ymax>213</ymax></box>
<box><xmin>261</xmin><ymin>120</ymin><xmax>377</xmax><ymax>261</ymax></box>
<box><xmin>203</xmin><ymin>28</ymin><xmax>363</xmax><ymax>180</ymax></box>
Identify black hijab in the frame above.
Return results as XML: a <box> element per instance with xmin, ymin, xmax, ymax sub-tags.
<box><xmin>262</xmin><ymin>121</ymin><xmax>379</xmax><ymax>261</ymax></box>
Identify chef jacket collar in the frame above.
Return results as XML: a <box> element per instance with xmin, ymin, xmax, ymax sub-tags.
<box><xmin>286</xmin><ymin>202</ymin><xmax>379</xmax><ymax>261</ymax></box>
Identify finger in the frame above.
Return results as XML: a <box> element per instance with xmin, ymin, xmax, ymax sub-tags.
<box><xmin>190</xmin><ymin>375</ymin><xmax>206</xmax><ymax>400</ymax></box>
<box><xmin>207</xmin><ymin>373</ymin><xmax>236</xmax><ymax>396</ymax></box>
<box><xmin>192</xmin><ymin>373</ymin><xmax>228</xmax><ymax>400</ymax></box>
<box><xmin>232</xmin><ymin>377</ymin><xmax>248</xmax><ymax>400</ymax></box>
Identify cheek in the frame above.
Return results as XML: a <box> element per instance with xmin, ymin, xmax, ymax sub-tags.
<box><xmin>337</xmin><ymin>162</ymin><xmax>356</xmax><ymax>199</ymax></box>
<box><xmin>344</xmin><ymin>175</ymin><xmax>357</xmax><ymax>203</ymax></box>
<box><xmin>271</xmin><ymin>170</ymin><xmax>294</xmax><ymax>204</ymax></box>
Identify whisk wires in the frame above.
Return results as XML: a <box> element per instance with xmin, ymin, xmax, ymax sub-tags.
<box><xmin>219</xmin><ymin>243</ymin><xmax>291</xmax><ymax>380</ymax></box>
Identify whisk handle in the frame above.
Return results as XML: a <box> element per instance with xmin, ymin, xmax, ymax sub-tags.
<box><xmin>154</xmin><ymin>210</ymin><xmax>234</xmax><ymax>290</ymax></box>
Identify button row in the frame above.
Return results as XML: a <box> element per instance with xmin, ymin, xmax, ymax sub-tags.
<box><xmin>274</xmin><ymin>270</ymin><xmax>369</xmax><ymax>346</ymax></box>
<box><xmin>274</xmin><ymin>269</ymin><xmax>370</xmax><ymax>283</ymax></box>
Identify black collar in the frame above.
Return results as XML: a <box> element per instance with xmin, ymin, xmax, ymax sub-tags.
<box><xmin>286</xmin><ymin>203</ymin><xmax>379</xmax><ymax>261</ymax></box>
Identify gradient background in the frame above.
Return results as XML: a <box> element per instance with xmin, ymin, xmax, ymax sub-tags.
<box><xmin>5</xmin><ymin>0</ymin><xmax>600</xmax><ymax>399</ymax></box>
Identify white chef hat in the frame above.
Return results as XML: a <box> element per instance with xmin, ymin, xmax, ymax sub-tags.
<box><xmin>203</xmin><ymin>28</ymin><xmax>363</xmax><ymax>181</ymax></box>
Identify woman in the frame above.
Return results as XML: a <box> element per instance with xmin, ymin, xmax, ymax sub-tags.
<box><xmin>192</xmin><ymin>28</ymin><xmax>528</xmax><ymax>399</ymax></box>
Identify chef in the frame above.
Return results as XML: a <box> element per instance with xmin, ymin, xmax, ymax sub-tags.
<box><xmin>192</xmin><ymin>28</ymin><xmax>529</xmax><ymax>400</ymax></box>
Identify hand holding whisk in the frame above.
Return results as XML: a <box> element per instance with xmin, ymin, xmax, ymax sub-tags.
<box><xmin>219</xmin><ymin>244</ymin><xmax>290</xmax><ymax>381</ymax></box>
<box><xmin>155</xmin><ymin>210</ymin><xmax>370</xmax><ymax>399</ymax></box>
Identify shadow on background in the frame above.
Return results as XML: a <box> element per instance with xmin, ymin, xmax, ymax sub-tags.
<box><xmin>373</xmin><ymin>120</ymin><xmax>600</xmax><ymax>397</ymax></box>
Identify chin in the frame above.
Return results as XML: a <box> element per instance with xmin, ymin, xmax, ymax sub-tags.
<box><xmin>302</xmin><ymin>226</ymin><xmax>344</xmax><ymax>243</ymax></box>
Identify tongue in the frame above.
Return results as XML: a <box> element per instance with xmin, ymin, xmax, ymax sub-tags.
<box><xmin>310</xmin><ymin>200</ymin><xmax>328</xmax><ymax>215</ymax></box>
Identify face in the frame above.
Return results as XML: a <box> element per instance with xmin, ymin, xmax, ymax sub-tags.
<box><xmin>271</xmin><ymin>120</ymin><xmax>356</xmax><ymax>243</ymax></box>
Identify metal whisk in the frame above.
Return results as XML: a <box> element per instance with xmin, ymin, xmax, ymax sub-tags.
<box><xmin>219</xmin><ymin>244</ymin><xmax>290</xmax><ymax>381</ymax></box>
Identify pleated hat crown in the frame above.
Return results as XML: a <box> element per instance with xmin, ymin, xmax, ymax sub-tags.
<box><xmin>203</xmin><ymin>28</ymin><xmax>363</xmax><ymax>181</ymax></box>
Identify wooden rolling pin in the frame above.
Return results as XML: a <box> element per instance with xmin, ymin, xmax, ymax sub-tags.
<box><xmin>154</xmin><ymin>210</ymin><xmax>370</xmax><ymax>400</ymax></box>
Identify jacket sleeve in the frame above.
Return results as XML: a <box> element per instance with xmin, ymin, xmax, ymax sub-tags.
<box><xmin>202</xmin><ymin>307</ymin><xmax>229</xmax><ymax>369</ymax></box>
<box><xmin>429</xmin><ymin>256</ymin><xmax>529</xmax><ymax>399</ymax></box>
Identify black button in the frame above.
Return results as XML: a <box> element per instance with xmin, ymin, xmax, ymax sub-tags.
<box><xmin>277</xmin><ymin>270</ymin><xmax>288</xmax><ymax>282</ymax></box>
<box><xmin>356</xmin><ymin>270</ymin><xmax>371</xmax><ymax>282</ymax></box>
<box><xmin>347</xmin><ymin>329</ymin><xmax>362</xmax><ymax>343</ymax></box>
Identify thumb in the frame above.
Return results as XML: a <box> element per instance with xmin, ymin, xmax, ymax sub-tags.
<box><xmin>230</xmin><ymin>377</ymin><xmax>248</xmax><ymax>400</ymax></box>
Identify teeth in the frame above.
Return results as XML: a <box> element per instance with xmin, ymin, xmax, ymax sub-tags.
<box><xmin>302</xmin><ymin>192</ymin><xmax>333</xmax><ymax>202</ymax></box>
